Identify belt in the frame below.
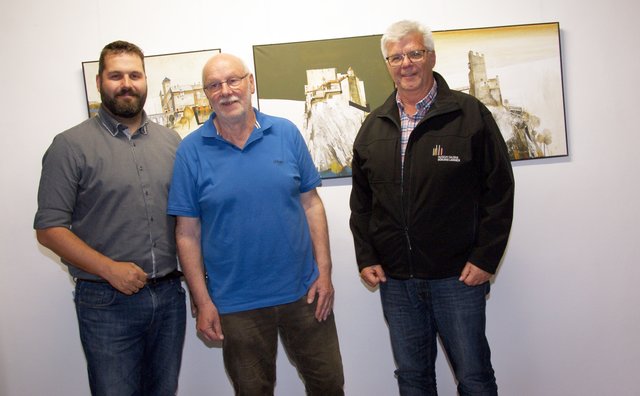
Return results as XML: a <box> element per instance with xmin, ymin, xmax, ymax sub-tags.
<box><xmin>147</xmin><ymin>270</ymin><xmax>183</xmax><ymax>285</ymax></box>
<box><xmin>77</xmin><ymin>270</ymin><xmax>183</xmax><ymax>285</ymax></box>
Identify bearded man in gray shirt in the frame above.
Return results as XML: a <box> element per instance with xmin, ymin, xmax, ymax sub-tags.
<box><xmin>34</xmin><ymin>41</ymin><xmax>185</xmax><ymax>396</ymax></box>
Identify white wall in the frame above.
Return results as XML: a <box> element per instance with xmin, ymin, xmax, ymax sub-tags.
<box><xmin>2</xmin><ymin>0</ymin><xmax>639</xmax><ymax>395</ymax></box>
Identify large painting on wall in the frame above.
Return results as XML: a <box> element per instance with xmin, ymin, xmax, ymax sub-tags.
<box><xmin>432</xmin><ymin>22</ymin><xmax>568</xmax><ymax>161</ymax></box>
<box><xmin>254</xmin><ymin>22</ymin><xmax>567</xmax><ymax>178</ymax></box>
<box><xmin>253</xmin><ymin>35</ymin><xmax>393</xmax><ymax>179</ymax></box>
<box><xmin>82</xmin><ymin>48</ymin><xmax>220</xmax><ymax>138</ymax></box>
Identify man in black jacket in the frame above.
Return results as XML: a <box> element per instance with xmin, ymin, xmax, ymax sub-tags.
<box><xmin>349</xmin><ymin>20</ymin><xmax>514</xmax><ymax>396</ymax></box>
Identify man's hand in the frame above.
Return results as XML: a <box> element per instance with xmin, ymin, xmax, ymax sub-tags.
<box><xmin>102</xmin><ymin>261</ymin><xmax>147</xmax><ymax>295</ymax></box>
<box><xmin>35</xmin><ymin>227</ymin><xmax>147</xmax><ymax>295</ymax></box>
<box><xmin>307</xmin><ymin>275</ymin><xmax>335</xmax><ymax>322</ymax></box>
<box><xmin>195</xmin><ymin>301</ymin><xmax>224</xmax><ymax>342</ymax></box>
<box><xmin>459</xmin><ymin>262</ymin><xmax>492</xmax><ymax>286</ymax></box>
<box><xmin>360</xmin><ymin>265</ymin><xmax>387</xmax><ymax>288</ymax></box>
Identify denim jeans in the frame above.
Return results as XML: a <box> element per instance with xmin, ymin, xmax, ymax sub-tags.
<box><xmin>74</xmin><ymin>277</ymin><xmax>186</xmax><ymax>396</ymax></box>
<box><xmin>220</xmin><ymin>296</ymin><xmax>344</xmax><ymax>396</ymax></box>
<box><xmin>380</xmin><ymin>276</ymin><xmax>497</xmax><ymax>396</ymax></box>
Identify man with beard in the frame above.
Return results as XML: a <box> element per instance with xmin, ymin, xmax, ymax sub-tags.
<box><xmin>34</xmin><ymin>41</ymin><xmax>185</xmax><ymax>396</ymax></box>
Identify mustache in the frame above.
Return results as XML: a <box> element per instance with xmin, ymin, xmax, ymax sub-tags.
<box><xmin>218</xmin><ymin>95</ymin><xmax>240</xmax><ymax>105</ymax></box>
<box><xmin>116</xmin><ymin>88</ymin><xmax>140</xmax><ymax>98</ymax></box>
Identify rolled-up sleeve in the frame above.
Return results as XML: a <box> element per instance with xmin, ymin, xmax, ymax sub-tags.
<box><xmin>34</xmin><ymin>134</ymin><xmax>80</xmax><ymax>229</ymax></box>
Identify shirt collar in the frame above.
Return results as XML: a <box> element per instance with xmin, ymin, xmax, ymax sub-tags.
<box><xmin>202</xmin><ymin>108</ymin><xmax>263</xmax><ymax>139</ymax></box>
<box><xmin>396</xmin><ymin>79</ymin><xmax>439</xmax><ymax>114</ymax></box>
<box><xmin>96</xmin><ymin>106</ymin><xmax>150</xmax><ymax>137</ymax></box>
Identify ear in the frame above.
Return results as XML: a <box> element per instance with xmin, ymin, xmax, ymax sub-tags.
<box><xmin>249</xmin><ymin>74</ymin><xmax>256</xmax><ymax>94</ymax></box>
<box><xmin>95</xmin><ymin>73</ymin><xmax>101</xmax><ymax>93</ymax></box>
<box><xmin>428</xmin><ymin>50</ymin><xmax>437</xmax><ymax>69</ymax></box>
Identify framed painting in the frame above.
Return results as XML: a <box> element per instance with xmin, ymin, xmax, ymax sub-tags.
<box><xmin>253</xmin><ymin>22</ymin><xmax>567</xmax><ymax>175</ymax></box>
<box><xmin>432</xmin><ymin>22</ymin><xmax>568</xmax><ymax>161</ymax></box>
<box><xmin>82</xmin><ymin>48</ymin><xmax>220</xmax><ymax>138</ymax></box>
<box><xmin>253</xmin><ymin>35</ymin><xmax>393</xmax><ymax>179</ymax></box>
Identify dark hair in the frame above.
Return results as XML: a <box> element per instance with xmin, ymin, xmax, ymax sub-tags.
<box><xmin>98</xmin><ymin>40</ymin><xmax>145</xmax><ymax>75</ymax></box>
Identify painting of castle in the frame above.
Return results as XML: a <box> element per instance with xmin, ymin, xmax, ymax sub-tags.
<box><xmin>302</xmin><ymin>67</ymin><xmax>369</xmax><ymax>177</ymax></box>
<box><xmin>433</xmin><ymin>22</ymin><xmax>567</xmax><ymax>160</ymax></box>
<box><xmin>465</xmin><ymin>51</ymin><xmax>550</xmax><ymax>159</ymax></box>
<box><xmin>82</xmin><ymin>48</ymin><xmax>220</xmax><ymax>138</ymax></box>
<box><xmin>253</xmin><ymin>35</ymin><xmax>392</xmax><ymax>178</ymax></box>
<box><xmin>156</xmin><ymin>77</ymin><xmax>211</xmax><ymax>137</ymax></box>
<box><xmin>254</xmin><ymin>23</ymin><xmax>564</xmax><ymax>178</ymax></box>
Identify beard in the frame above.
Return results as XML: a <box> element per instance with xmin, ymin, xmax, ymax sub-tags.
<box><xmin>100</xmin><ymin>87</ymin><xmax>147</xmax><ymax>118</ymax></box>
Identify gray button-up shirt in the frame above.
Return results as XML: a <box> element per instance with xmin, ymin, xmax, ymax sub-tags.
<box><xmin>34</xmin><ymin>107</ymin><xmax>181</xmax><ymax>280</ymax></box>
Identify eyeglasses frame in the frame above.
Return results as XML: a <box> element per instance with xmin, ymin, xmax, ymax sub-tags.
<box><xmin>203</xmin><ymin>73</ymin><xmax>250</xmax><ymax>93</ymax></box>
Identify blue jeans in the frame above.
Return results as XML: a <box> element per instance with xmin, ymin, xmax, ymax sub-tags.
<box><xmin>380</xmin><ymin>276</ymin><xmax>497</xmax><ymax>396</ymax></box>
<box><xmin>74</xmin><ymin>277</ymin><xmax>186</xmax><ymax>396</ymax></box>
<box><xmin>220</xmin><ymin>297</ymin><xmax>344</xmax><ymax>396</ymax></box>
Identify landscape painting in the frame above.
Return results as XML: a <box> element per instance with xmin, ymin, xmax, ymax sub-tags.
<box><xmin>254</xmin><ymin>35</ymin><xmax>393</xmax><ymax>178</ymax></box>
<box><xmin>254</xmin><ymin>22</ymin><xmax>566</xmax><ymax>178</ymax></box>
<box><xmin>432</xmin><ymin>22</ymin><xmax>567</xmax><ymax>160</ymax></box>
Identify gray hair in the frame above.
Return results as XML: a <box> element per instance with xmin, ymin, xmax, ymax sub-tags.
<box><xmin>381</xmin><ymin>20</ymin><xmax>435</xmax><ymax>58</ymax></box>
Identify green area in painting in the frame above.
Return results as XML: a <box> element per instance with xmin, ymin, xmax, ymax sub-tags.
<box><xmin>253</xmin><ymin>35</ymin><xmax>393</xmax><ymax>109</ymax></box>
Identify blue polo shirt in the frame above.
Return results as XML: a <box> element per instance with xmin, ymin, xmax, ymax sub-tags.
<box><xmin>167</xmin><ymin>109</ymin><xmax>321</xmax><ymax>314</ymax></box>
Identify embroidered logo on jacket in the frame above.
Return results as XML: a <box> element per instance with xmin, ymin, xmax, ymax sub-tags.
<box><xmin>432</xmin><ymin>145</ymin><xmax>461</xmax><ymax>162</ymax></box>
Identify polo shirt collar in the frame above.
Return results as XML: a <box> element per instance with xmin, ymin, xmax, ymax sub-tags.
<box><xmin>202</xmin><ymin>108</ymin><xmax>269</xmax><ymax>140</ymax></box>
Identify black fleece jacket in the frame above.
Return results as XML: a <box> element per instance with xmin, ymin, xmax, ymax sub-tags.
<box><xmin>349</xmin><ymin>72</ymin><xmax>515</xmax><ymax>279</ymax></box>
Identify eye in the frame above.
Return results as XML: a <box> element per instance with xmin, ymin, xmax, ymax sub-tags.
<box><xmin>207</xmin><ymin>82</ymin><xmax>221</xmax><ymax>90</ymax></box>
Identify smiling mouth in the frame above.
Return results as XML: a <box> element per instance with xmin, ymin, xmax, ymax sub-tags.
<box><xmin>219</xmin><ymin>97</ymin><xmax>240</xmax><ymax>106</ymax></box>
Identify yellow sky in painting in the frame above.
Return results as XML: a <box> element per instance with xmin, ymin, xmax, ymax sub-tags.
<box><xmin>433</xmin><ymin>23</ymin><xmax>561</xmax><ymax>88</ymax></box>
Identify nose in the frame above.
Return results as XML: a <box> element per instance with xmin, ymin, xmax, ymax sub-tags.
<box><xmin>122</xmin><ymin>75</ymin><xmax>134</xmax><ymax>87</ymax></box>
<box><xmin>400</xmin><ymin>54</ymin><xmax>413</xmax><ymax>67</ymax></box>
<box><xmin>218</xmin><ymin>81</ymin><xmax>233</xmax><ymax>95</ymax></box>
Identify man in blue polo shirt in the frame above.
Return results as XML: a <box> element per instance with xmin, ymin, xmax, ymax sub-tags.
<box><xmin>168</xmin><ymin>53</ymin><xmax>344</xmax><ymax>395</ymax></box>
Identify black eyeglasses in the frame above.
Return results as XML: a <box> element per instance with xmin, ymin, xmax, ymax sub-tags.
<box><xmin>385</xmin><ymin>50</ymin><xmax>429</xmax><ymax>67</ymax></box>
<box><xmin>204</xmin><ymin>73</ymin><xmax>249</xmax><ymax>93</ymax></box>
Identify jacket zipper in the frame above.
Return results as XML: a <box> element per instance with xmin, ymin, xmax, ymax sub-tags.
<box><xmin>400</xmin><ymin>134</ymin><xmax>414</xmax><ymax>278</ymax></box>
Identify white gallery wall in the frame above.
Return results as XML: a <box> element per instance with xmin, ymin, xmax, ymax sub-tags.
<box><xmin>1</xmin><ymin>0</ymin><xmax>639</xmax><ymax>394</ymax></box>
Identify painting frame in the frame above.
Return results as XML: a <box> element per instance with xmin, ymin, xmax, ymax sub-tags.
<box><xmin>253</xmin><ymin>22</ymin><xmax>568</xmax><ymax>178</ymax></box>
<box><xmin>82</xmin><ymin>48</ymin><xmax>221</xmax><ymax>138</ymax></box>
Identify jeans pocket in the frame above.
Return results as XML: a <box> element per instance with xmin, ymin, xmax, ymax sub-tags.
<box><xmin>176</xmin><ymin>282</ymin><xmax>186</xmax><ymax>296</ymax></box>
<box><xmin>75</xmin><ymin>282</ymin><xmax>118</xmax><ymax>307</ymax></box>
